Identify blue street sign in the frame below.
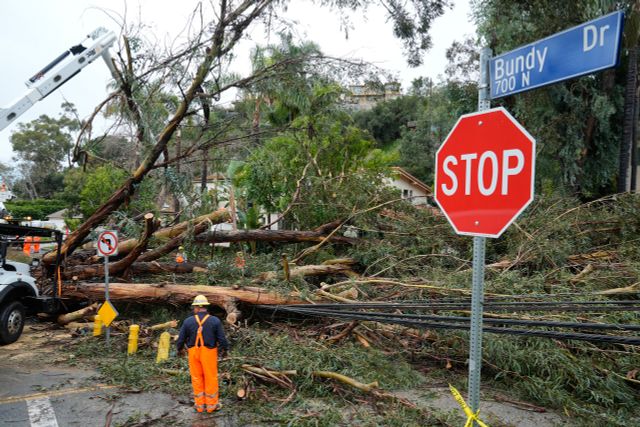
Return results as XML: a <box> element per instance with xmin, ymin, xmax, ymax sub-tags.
<box><xmin>490</xmin><ymin>11</ymin><xmax>624</xmax><ymax>99</ymax></box>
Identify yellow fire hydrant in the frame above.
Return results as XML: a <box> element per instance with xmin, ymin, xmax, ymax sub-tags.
<box><xmin>156</xmin><ymin>331</ymin><xmax>171</xmax><ymax>363</ymax></box>
<box><xmin>128</xmin><ymin>324</ymin><xmax>140</xmax><ymax>354</ymax></box>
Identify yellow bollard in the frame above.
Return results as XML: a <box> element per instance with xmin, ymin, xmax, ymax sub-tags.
<box><xmin>156</xmin><ymin>331</ymin><xmax>171</xmax><ymax>363</ymax></box>
<box><xmin>93</xmin><ymin>315</ymin><xmax>103</xmax><ymax>337</ymax></box>
<box><xmin>128</xmin><ymin>324</ymin><xmax>140</xmax><ymax>354</ymax></box>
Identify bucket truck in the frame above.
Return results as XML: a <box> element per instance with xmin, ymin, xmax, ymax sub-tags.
<box><xmin>0</xmin><ymin>28</ymin><xmax>118</xmax><ymax>344</ymax></box>
<box><xmin>0</xmin><ymin>27</ymin><xmax>118</xmax><ymax>131</ymax></box>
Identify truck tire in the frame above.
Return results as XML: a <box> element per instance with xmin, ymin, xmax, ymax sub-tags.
<box><xmin>0</xmin><ymin>301</ymin><xmax>25</xmax><ymax>345</ymax></box>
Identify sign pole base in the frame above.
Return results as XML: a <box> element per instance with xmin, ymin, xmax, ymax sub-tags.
<box><xmin>468</xmin><ymin>236</ymin><xmax>486</xmax><ymax>422</ymax></box>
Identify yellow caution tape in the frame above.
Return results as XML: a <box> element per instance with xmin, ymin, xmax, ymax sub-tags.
<box><xmin>449</xmin><ymin>384</ymin><xmax>490</xmax><ymax>427</ymax></box>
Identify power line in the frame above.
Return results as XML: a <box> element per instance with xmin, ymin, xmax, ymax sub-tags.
<box><xmin>260</xmin><ymin>305</ymin><xmax>640</xmax><ymax>346</ymax></box>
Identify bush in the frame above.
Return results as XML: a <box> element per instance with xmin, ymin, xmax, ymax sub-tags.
<box><xmin>4</xmin><ymin>199</ymin><xmax>67</xmax><ymax>220</ymax></box>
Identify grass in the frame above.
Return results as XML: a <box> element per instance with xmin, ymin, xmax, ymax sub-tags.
<box><xmin>64</xmin><ymin>194</ymin><xmax>640</xmax><ymax>425</ymax></box>
<box><xmin>67</xmin><ymin>308</ymin><xmax>460</xmax><ymax>426</ymax></box>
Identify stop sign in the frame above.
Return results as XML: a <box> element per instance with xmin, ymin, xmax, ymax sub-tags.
<box><xmin>434</xmin><ymin>107</ymin><xmax>535</xmax><ymax>238</ymax></box>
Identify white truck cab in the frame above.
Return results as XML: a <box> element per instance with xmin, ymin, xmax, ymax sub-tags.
<box><xmin>0</xmin><ymin>28</ymin><xmax>118</xmax><ymax>344</ymax></box>
<box><xmin>0</xmin><ymin>224</ymin><xmax>62</xmax><ymax>344</ymax></box>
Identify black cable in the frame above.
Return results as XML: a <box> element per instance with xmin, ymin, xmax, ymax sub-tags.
<box><xmin>286</xmin><ymin>300</ymin><xmax>639</xmax><ymax>309</ymax></box>
<box><xmin>272</xmin><ymin>306</ymin><xmax>640</xmax><ymax>332</ymax></box>
<box><xmin>276</xmin><ymin>301</ymin><xmax>640</xmax><ymax>313</ymax></box>
<box><xmin>260</xmin><ymin>306</ymin><xmax>640</xmax><ymax>346</ymax></box>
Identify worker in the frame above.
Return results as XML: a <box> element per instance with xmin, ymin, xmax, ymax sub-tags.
<box><xmin>176</xmin><ymin>246</ymin><xmax>186</xmax><ymax>263</ymax></box>
<box><xmin>176</xmin><ymin>295</ymin><xmax>229</xmax><ymax>413</ymax></box>
<box><xmin>22</xmin><ymin>236</ymin><xmax>32</xmax><ymax>256</ymax></box>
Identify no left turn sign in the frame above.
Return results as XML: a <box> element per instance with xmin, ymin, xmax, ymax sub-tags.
<box><xmin>97</xmin><ymin>230</ymin><xmax>119</xmax><ymax>257</ymax></box>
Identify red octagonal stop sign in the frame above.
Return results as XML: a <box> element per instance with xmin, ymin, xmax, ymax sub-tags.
<box><xmin>434</xmin><ymin>107</ymin><xmax>535</xmax><ymax>238</ymax></box>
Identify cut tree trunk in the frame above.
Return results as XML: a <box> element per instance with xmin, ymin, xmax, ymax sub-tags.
<box><xmin>64</xmin><ymin>261</ymin><xmax>207</xmax><ymax>281</ymax></box>
<box><xmin>256</xmin><ymin>263</ymin><xmax>356</xmax><ymax>282</ymax></box>
<box><xmin>223</xmin><ymin>298</ymin><xmax>241</xmax><ymax>325</ymax></box>
<box><xmin>63</xmin><ymin>282</ymin><xmax>306</xmax><ymax>311</ymax></box>
<box><xmin>57</xmin><ymin>302</ymin><xmax>99</xmax><ymax>325</ymax></box>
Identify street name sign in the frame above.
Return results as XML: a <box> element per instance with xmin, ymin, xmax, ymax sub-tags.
<box><xmin>434</xmin><ymin>107</ymin><xmax>536</xmax><ymax>238</ymax></box>
<box><xmin>490</xmin><ymin>10</ymin><xmax>624</xmax><ymax>99</ymax></box>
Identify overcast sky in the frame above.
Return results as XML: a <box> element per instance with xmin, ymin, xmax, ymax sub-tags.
<box><xmin>0</xmin><ymin>0</ymin><xmax>474</xmax><ymax>165</ymax></box>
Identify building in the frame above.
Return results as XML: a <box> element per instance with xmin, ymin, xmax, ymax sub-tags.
<box><xmin>343</xmin><ymin>82</ymin><xmax>401</xmax><ymax>111</ymax></box>
<box><xmin>388</xmin><ymin>167</ymin><xmax>431</xmax><ymax>206</ymax></box>
<box><xmin>26</xmin><ymin>208</ymin><xmax>83</xmax><ymax>232</ymax></box>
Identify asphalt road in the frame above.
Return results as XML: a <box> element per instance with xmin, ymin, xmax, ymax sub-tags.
<box><xmin>0</xmin><ymin>323</ymin><xmax>229</xmax><ymax>427</ymax></box>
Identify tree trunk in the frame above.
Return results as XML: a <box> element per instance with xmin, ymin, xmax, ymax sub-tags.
<box><xmin>255</xmin><ymin>263</ymin><xmax>356</xmax><ymax>282</ymax></box>
<box><xmin>128</xmin><ymin>261</ymin><xmax>209</xmax><ymax>275</ymax></box>
<box><xmin>57</xmin><ymin>302</ymin><xmax>99</xmax><ymax>325</ymax></box>
<box><xmin>619</xmin><ymin>46</ymin><xmax>638</xmax><ymax>192</ymax></box>
<box><xmin>51</xmin><ymin>209</ymin><xmax>230</xmax><ymax>266</ymax></box>
<box><xmin>173</xmin><ymin>129</ymin><xmax>182</xmax><ymax>222</ymax></box>
<box><xmin>137</xmin><ymin>211</ymin><xmax>228</xmax><ymax>263</ymax></box>
<box><xmin>63</xmin><ymin>282</ymin><xmax>305</xmax><ymax>309</ymax></box>
<box><xmin>632</xmin><ymin>79</ymin><xmax>640</xmax><ymax>191</ymax></box>
<box><xmin>40</xmin><ymin>0</ymin><xmax>260</xmax><ymax>266</ymax></box>
<box><xmin>63</xmin><ymin>213</ymin><xmax>158</xmax><ymax>280</ymax></box>
<box><xmin>201</xmin><ymin>147</ymin><xmax>209</xmax><ymax>193</ymax></box>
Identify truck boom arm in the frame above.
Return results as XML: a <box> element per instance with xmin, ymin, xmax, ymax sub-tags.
<box><xmin>0</xmin><ymin>28</ymin><xmax>118</xmax><ymax>131</ymax></box>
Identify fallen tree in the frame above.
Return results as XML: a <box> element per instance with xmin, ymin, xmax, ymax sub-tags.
<box><xmin>256</xmin><ymin>260</ymin><xmax>357</xmax><ymax>282</ymax></box>
<box><xmin>64</xmin><ymin>209</ymin><xmax>230</xmax><ymax>266</ymax></box>
<box><xmin>41</xmin><ymin>1</ymin><xmax>275</xmax><ymax>266</ymax></box>
<box><xmin>65</xmin><ymin>261</ymin><xmax>209</xmax><ymax>280</ymax></box>
<box><xmin>61</xmin><ymin>214</ymin><xmax>158</xmax><ymax>280</ymax></box>
<box><xmin>63</xmin><ymin>282</ymin><xmax>307</xmax><ymax>322</ymax></box>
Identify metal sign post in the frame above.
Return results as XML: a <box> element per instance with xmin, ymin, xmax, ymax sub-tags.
<box><xmin>467</xmin><ymin>47</ymin><xmax>491</xmax><ymax>424</ymax></box>
<box><xmin>97</xmin><ymin>230</ymin><xmax>119</xmax><ymax>346</ymax></box>
<box><xmin>104</xmin><ymin>254</ymin><xmax>110</xmax><ymax>344</ymax></box>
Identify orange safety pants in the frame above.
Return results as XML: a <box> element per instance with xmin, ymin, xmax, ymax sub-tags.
<box><xmin>188</xmin><ymin>346</ymin><xmax>219</xmax><ymax>412</ymax></box>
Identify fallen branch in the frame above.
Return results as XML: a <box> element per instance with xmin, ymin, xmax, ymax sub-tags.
<box><xmin>66</xmin><ymin>210</ymin><xmax>230</xmax><ymax>265</ymax></box>
<box><xmin>129</xmin><ymin>261</ymin><xmax>209</xmax><ymax>275</ymax></box>
<box><xmin>326</xmin><ymin>321</ymin><xmax>359</xmax><ymax>342</ymax></box>
<box><xmin>149</xmin><ymin>320</ymin><xmax>178</xmax><ymax>331</ymax></box>
<box><xmin>569</xmin><ymin>264</ymin><xmax>595</xmax><ymax>283</ymax></box>
<box><xmin>57</xmin><ymin>302</ymin><xmax>99</xmax><ymax>325</ymax></box>
<box><xmin>138</xmin><ymin>209</ymin><xmax>230</xmax><ymax>262</ymax></box>
<box><xmin>256</xmin><ymin>262</ymin><xmax>356</xmax><ymax>282</ymax></box>
<box><xmin>595</xmin><ymin>282</ymin><xmax>640</xmax><ymax>295</ymax></box>
<box><xmin>312</xmin><ymin>370</ymin><xmax>378</xmax><ymax>392</ymax></box>
<box><xmin>62</xmin><ymin>214</ymin><xmax>159</xmax><ymax>280</ymax></box>
<box><xmin>241</xmin><ymin>364</ymin><xmax>378</xmax><ymax>393</ymax></box>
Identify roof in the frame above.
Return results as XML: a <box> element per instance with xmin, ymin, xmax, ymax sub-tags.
<box><xmin>391</xmin><ymin>167</ymin><xmax>432</xmax><ymax>194</ymax></box>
